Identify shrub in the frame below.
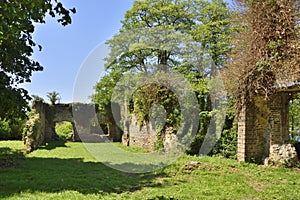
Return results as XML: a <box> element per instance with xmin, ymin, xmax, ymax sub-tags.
<box><xmin>55</xmin><ymin>122</ymin><xmax>73</xmax><ymax>140</ymax></box>
<box><xmin>186</xmin><ymin>134</ymin><xmax>206</xmax><ymax>155</ymax></box>
<box><xmin>212</xmin><ymin>127</ymin><xmax>237</xmax><ymax>159</ymax></box>
<box><xmin>0</xmin><ymin>119</ymin><xmax>12</xmax><ymax>140</ymax></box>
<box><xmin>0</xmin><ymin>118</ymin><xmax>26</xmax><ymax>140</ymax></box>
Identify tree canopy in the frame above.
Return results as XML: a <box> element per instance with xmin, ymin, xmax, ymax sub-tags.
<box><xmin>93</xmin><ymin>0</ymin><xmax>233</xmax><ymax>154</ymax></box>
<box><xmin>0</xmin><ymin>0</ymin><xmax>75</xmax><ymax>119</ymax></box>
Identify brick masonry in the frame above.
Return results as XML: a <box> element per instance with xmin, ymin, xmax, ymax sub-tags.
<box><xmin>238</xmin><ymin>92</ymin><xmax>298</xmax><ymax>165</ymax></box>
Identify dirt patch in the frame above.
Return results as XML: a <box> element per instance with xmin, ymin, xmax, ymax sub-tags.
<box><xmin>249</xmin><ymin>181</ymin><xmax>272</xmax><ymax>192</ymax></box>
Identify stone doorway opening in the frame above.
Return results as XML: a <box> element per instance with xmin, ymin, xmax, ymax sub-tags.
<box><xmin>289</xmin><ymin>93</ymin><xmax>300</xmax><ymax>157</ymax></box>
<box><xmin>237</xmin><ymin>91</ymin><xmax>299</xmax><ymax>165</ymax></box>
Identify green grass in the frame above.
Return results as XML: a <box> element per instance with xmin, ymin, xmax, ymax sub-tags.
<box><xmin>113</xmin><ymin>142</ymin><xmax>148</xmax><ymax>153</ymax></box>
<box><xmin>1</xmin><ymin>140</ymin><xmax>300</xmax><ymax>199</ymax></box>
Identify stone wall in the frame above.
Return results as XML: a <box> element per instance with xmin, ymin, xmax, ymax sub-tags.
<box><xmin>237</xmin><ymin>97</ymin><xmax>269</xmax><ymax>162</ymax></box>
<box><xmin>122</xmin><ymin>114</ymin><xmax>157</xmax><ymax>151</ymax></box>
<box><xmin>24</xmin><ymin>101</ymin><xmax>119</xmax><ymax>152</ymax></box>
<box><xmin>238</xmin><ymin>92</ymin><xmax>298</xmax><ymax>165</ymax></box>
<box><xmin>122</xmin><ymin>112</ymin><xmax>179</xmax><ymax>152</ymax></box>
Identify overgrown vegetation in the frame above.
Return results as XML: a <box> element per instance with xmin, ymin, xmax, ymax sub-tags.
<box><xmin>0</xmin><ymin>118</ymin><xmax>26</xmax><ymax>140</ymax></box>
<box><xmin>224</xmin><ymin>0</ymin><xmax>300</xmax><ymax>112</ymax></box>
<box><xmin>290</xmin><ymin>93</ymin><xmax>300</xmax><ymax>133</ymax></box>
<box><xmin>22</xmin><ymin>111</ymin><xmax>41</xmax><ymax>152</ymax></box>
<box><xmin>93</xmin><ymin>0</ymin><xmax>235</xmax><ymax>155</ymax></box>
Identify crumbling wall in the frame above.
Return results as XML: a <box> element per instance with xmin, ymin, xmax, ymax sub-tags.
<box><xmin>238</xmin><ymin>92</ymin><xmax>298</xmax><ymax>165</ymax></box>
<box><xmin>122</xmin><ymin>114</ymin><xmax>157</xmax><ymax>151</ymax></box>
<box><xmin>24</xmin><ymin>101</ymin><xmax>105</xmax><ymax>152</ymax></box>
<box><xmin>24</xmin><ymin>112</ymin><xmax>43</xmax><ymax>152</ymax></box>
<box><xmin>122</xmin><ymin>112</ymin><xmax>179</xmax><ymax>152</ymax></box>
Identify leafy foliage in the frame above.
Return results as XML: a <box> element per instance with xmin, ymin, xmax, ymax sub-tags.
<box><xmin>94</xmin><ymin>0</ymin><xmax>233</xmax><ymax>153</ymax></box>
<box><xmin>55</xmin><ymin>122</ymin><xmax>73</xmax><ymax>140</ymax></box>
<box><xmin>289</xmin><ymin>93</ymin><xmax>300</xmax><ymax>135</ymax></box>
<box><xmin>0</xmin><ymin>117</ymin><xmax>26</xmax><ymax>140</ymax></box>
<box><xmin>47</xmin><ymin>91</ymin><xmax>60</xmax><ymax>105</ymax></box>
<box><xmin>0</xmin><ymin>0</ymin><xmax>75</xmax><ymax>119</ymax></box>
<box><xmin>224</xmin><ymin>0</ymin><xmax>300</xmax><ymax>112</ymax></box>
<box><xmin>92</xmin><ymin>70</ymin><xmax>122</xmax><ymax>114</ymax></box>
<box><xmin>192</xmin><ymin>0</ymin><xmax>233</xmax><ymax>76</ymax></box>
<box><xmin>0</xmin><ymin>119</ymin><xmax>11</xmax><ymax>140</ymax></box>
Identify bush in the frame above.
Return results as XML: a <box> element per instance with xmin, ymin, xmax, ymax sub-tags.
<box><xmin>212</xmin><ymin>127</ymin><xmax>237</xmax><ymax>159</ymax></box>
<box><xmin>0</xmin><ymin>119</ymin><xmax>12</xmax><ymax>140</ymax></box>
<box><xmin>0</xmin><ymin>118</ymin><xmax>26</xmax><ymax>140</ymax></box>
<box><xmin>186</xmin><ymin>134</ymin><xmax>206</xmax><ymax>155</ymax></box>
<box><xmin>55</xmin><ymin>122</ymin><xmax>73</xmax><ymax>140</ymax></box>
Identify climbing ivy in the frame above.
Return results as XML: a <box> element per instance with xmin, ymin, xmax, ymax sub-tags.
<box><xmin>23</xmin><ymin>111</ymin><xmax>41</xmax><ymax>152</ymax></box>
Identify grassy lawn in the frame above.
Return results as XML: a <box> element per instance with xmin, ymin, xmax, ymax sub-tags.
<box><xmin>1</xmin><ymin>141</ymin><xmax>300</xmax><ymax>199</ymax></box>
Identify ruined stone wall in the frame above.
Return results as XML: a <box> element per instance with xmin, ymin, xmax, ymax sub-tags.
<box><xmin>268</xmin><ymin>93</ymin><xmax>298</xmax><ymax>165</ymax></box>
<box><xmin>24</xmin><ymin>101</ymin><xmax>104</xmax><ymax>151</ymax></box>
<box><xmin>238</xmin><ymin>102</ymin><xmax>262</xmax><ymax>162</ymax></box>
<box><xmin>238</xmin><ymin>92</ymin><xmax>298</xmax><ymax>165</ymax></box>
<box><xmin>122</xmin><ymin>114</ymin><xmax>157</xmax><ymax>151</ymax></box>
<box><xmin>238</xmin><ymin>96</ymin><xmax>273</xmax><ymax>163</ymax></box>
<box><xmin>122</xmin><ymin>113</ymin><xmax>179</xmax><ymax>152</ymax></box>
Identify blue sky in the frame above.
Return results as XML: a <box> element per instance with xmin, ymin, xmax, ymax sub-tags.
<box><xmin>23</xmin><ymin>0</ymin><xmax>134</xmax><ymax>103</ymax></box>
<box><xmin>23</xmin><ymin>0</ymin><xmax>233</xmax><ymax>104</ymax></box>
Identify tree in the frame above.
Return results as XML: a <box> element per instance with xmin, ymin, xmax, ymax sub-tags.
<box><xmin>92</xmin><ymin>70</ymin><xmax>123</xmax><ymax>113</ymax></box>
<box><xmin>47</xmin><ymin>91</ymin><xmax>60</xmax><ymax>105</ymax></box>
<box><xmin>224</xmin><ymin>0</ymin><xmax>300</xmax><ymax>112</ymax></box>
<box><xmin>0</xmin><ymin>117</ymin><xmax>27</xmax><ymax>140</ymax></box>
<box><xmin>94</xmin><ymin>0</ymin><xmax>233</xmax><ymax>151</ymax></box>
<box><xmin>0</xmin><ymin>1</ymin><xmax>75</xmax><ymax>119</ymax></box>
<box><xmin>105</xmin><ymin>0</ymin><xmax>196</xmax><ymax>73</ymax></box>
<box><xmin>192</xmin><ymin>0</ymin><xmax>233</xmax><ymax>77</ymax></box>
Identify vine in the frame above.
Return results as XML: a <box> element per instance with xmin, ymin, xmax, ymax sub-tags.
<box><xmin>224</xmin><ymin>0</ymin><xmax>300</xmax><ymax>113</ymax></box>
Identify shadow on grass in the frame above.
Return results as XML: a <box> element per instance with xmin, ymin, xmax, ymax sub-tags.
<box><xmin>37</xmin><ymin>140</ymin><xmax>68</xmax><ymax>150</ymax></box>
<box><xmin>0</xmin><ymin>144</ymin><xmax>163</xmax><ymax>198</ymax></box>
<box><xmin>102</xmin><ymin>161</ymin><xmax>169</xmax><ymax>175</ymax></box>
<box><xmin>0</xmin><ymin>147</ymin><xmax>25</xmax><ymax>168</ymax></box>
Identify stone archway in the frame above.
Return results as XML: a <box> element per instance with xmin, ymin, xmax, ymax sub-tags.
<box><xmin>50</xmin><ymin>103</ymin><xmax>81</xmax><ymax>142</ymax></box>
<box><xmin>238</xmin><ymin>84</ymin><xmax>300</xmax><ymax>165</ymax></box>
<box><xmin>24</xmin><ymin>100</ymin><xmax>116</xmax><ymax>151</ymax></box>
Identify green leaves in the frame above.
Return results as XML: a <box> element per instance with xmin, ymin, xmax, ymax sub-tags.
<box><xmin>47</xmin><ymin>91</ymin><xmax>60</xmax><ymax>105</ymax></box>
<box><xmin>94</xmin><ymin>0</ymin><xmax>233</xmax><ymax>149</ymax></box>
<box><xmin>0</xmin><ymin>0</ymin><xmax>75</xmax><ymax>118</ymax></box>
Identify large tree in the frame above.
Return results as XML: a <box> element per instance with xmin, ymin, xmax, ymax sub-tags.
<box><xmin>0</xmin><ymin>0</ymin><xmax>75</xmax><ymax>119</ymax></box>
<box><xmin>94</xmin><ymin>0</ymin><xmax>233</xmax><ymax>150</ymax></box>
